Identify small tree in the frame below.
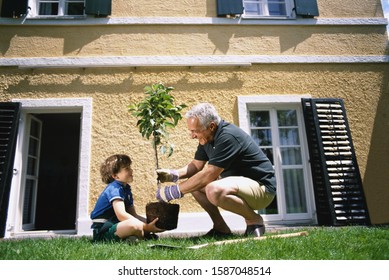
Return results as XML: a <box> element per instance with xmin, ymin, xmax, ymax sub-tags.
<box><xmin>128</xmin><ymin>83</ymin><xmax>187</xmax><ymax>172</ymax></box>
<box><xmin>129</xmin><ymin>83</ymin><xmax>185</xmax><ymax>229</ymax></box>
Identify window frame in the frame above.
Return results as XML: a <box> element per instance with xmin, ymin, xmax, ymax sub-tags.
<box><xmin>21</xmin><ymin>115</ymin><xmax>42</xmax><ymax>230</ymax></box>
<box><xmin>27</xmin><ymin>0</ymin><xmax>86</xmax><ymax>18</ymax></box>
<box><xmin>242</xmin><ymin>0</ymin><xmax>296</xmax><ymax>19</ymax></box>
<box><xmin>238</xmin><ymin>95</ymin><xmax>317</xmax><ymax>225</ymax></box>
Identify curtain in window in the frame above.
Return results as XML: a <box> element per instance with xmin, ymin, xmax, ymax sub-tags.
<box><xmin>39</xmin><ymin>1</ymin><xmax>59</xmax><ymax>16</ymax></box>
<box><xmin>278</xmin><ymin>109</ymin><xmax>307</xmax><ymax>214</ymax></box>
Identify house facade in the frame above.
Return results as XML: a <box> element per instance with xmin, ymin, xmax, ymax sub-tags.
<box><xmin>0</xmin><ymin>0</ymin><xmax>388</xmax><ymax>238</ymax></box>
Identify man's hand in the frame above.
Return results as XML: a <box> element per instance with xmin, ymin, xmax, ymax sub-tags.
<box><xmin>156</xmin><ymin>169</ymin><xmax>179</xmax><ymax>183</ymax></box>
<box><xmin>156</xmin><ymin>185</ymin><xmax>184</xmax><ymax>202</ymax></box>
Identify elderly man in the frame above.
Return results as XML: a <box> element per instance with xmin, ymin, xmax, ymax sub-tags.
<box><xmin>156</xmin><ymin>103</ymin><xmax>276</xmax><ymax>237</ymax></box>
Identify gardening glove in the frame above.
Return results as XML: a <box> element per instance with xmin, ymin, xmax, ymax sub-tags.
<box><xmin>156</xmin><ymin>185</ymin><xmax>184</xmax><ymax>202</ymax></box>
<box><xmin>156</xmin><ymin>169</ymin><xmax>179</xmax><ymax>183</ymax></box>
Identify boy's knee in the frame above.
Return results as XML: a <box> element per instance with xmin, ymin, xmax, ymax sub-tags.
<box><xmin>117</xmin><ymin>220</ymin><xmax>142</xmax><ymax>238</ymax></box>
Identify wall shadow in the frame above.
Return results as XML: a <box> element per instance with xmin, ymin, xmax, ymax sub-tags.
<box><xmin>2</xmin><ymin>24</ymin><xmax>386</xmax><ymax>58</ymax></box>
<box><xmin>362</xmin><ymin>64</ymin><xmax>389</xmax><ymax>224</ymax></box>
<box><xmin>2</xmin><ymin>66</ymin><xmax>246</xmax><ymax>95</ymax></box>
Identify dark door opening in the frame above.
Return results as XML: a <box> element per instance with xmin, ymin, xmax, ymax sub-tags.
<box><xmin>32</xmin><ymin>113</ymin><xmax>80</xmax><ymax>231</ymax></box>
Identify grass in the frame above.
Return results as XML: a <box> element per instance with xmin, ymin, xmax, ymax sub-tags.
<box><xmin>0</xmin><ymin>226</ymin><xmax>388</xmax><ymax>260</ymax></box>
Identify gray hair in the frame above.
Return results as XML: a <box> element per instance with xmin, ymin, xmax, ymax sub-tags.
<box><xmin>185</xmin><ymin>103</ymin><xmax>221</xmax><ymax>128</ymax></box>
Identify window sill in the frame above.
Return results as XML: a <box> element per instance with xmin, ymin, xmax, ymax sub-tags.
<box><xmin>0</xmin><ymin>16</ymin><xmax>386</xmax><ymax>26</ymax></box>
<box><xmin>241</xmin><ymin>15</ymin><xmax>295</xmax><ymax>20</ymax></box>
<box><xmin>27</xmin><ymin>15</ymin><xmax>87</xmax><ymax>20</ymax></box>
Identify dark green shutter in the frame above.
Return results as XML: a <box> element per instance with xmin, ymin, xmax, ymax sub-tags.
<box><xmin>302</xmin><ymin>98</ymin><xmax>370</xmax><ymax>226</ymax></box>
<box><xmin>85</xmin><ymin>0</ymin><xmax>112</xmax><ymax>17</ymax></box>
<box><xmin>217</xmin><ymin>0</ymin><xmax>244</xmax><ymax>17</ymax></box>
<box><xmin>0</xmin><ymin>102</ymin><xmax>21</xmax><ymax>238</ymax></box>
<box><xmin>294</xmin><ymin>0</ymin><xmax>319</xmax><ymax>17</ymax></box>
<box><xmin>1</xmin><ymin>0</ymin><xmax>28</xmax><ymax>18</ymax></box>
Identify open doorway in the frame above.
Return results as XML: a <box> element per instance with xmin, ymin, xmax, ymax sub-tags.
<box><xmin>22</xmin><ymin>113</ymin><xmax>80</xmax><ymax>231</ymax></box>
<box><xmin>5</xmin><ymin>98</ymin><xmax>92</xmax><ymax>238</ymax></box>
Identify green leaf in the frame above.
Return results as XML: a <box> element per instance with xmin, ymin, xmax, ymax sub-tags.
<box><xmin>167</xmin><ymin>144</ymin><xmax>174</xmax><ymax>157</ymax></box>
<box><xmin>164</xmin><ymin>121</ymin><xmax>175</xmax><ymax>128</ymax></box>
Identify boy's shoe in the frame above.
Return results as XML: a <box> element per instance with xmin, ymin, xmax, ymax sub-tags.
<box><xmin>244</xmin><ymin>224</ymin><xmax>265</xmax><ymax>237</ymax></box>
<box><xmin>144</xmin><ymin>232</ymin><xmax>159</xmax><ymax>240</ymax></box>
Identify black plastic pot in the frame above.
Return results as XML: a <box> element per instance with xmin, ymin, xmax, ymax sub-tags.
<box><xmin>146</xmin><ymin>202</ymin><xmax>180</xmax><ymax>230</ymax></box>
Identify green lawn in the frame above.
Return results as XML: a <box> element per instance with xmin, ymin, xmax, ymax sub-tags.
<box><xmin>0</xmin><ymin>226</ymin><xmax>388</xmax><ymax>260</ymax></box>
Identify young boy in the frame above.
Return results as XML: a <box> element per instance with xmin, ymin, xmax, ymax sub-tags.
<box><xmin>90</xmin><ymin>154</ymin><xmax>164</xmax><ymax>242</ymax></box>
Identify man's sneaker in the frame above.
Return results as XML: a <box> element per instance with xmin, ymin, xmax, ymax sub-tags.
<box><xmin>144</xmin><ymin>232</ymin><xmax>159</xmax><ymax>240</ymax></box>
<box><xmin>244</xmin><ymin>224</ymin><xmax>265</xmax><ymax>237</ymax></box>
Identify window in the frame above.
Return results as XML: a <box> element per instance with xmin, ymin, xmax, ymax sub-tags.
<box><xmin>22</xmin><ymin>116</ymin><xmax>41</xmax><ymax>230</ymax></box>
<box><xmin>29</xmin><ymin>0</ymin><xmax>85</xmax><ymax>16</ymax></box>
<box><xmin>250</xmin><ymin>108</ymin><xmax>308</xmax><ymax>214</ymax></box>
<box><xmin>239</xmin><ymin>96</ymin><xmax>369</xmax><ymax>226</ymax></box>
<box><xmin>242</xmin><ymin>0</ymin><xmax>294</xmax><ymax>18</ymax></box>
<box><xmin>238</xmin><ymin>95</ymin><xmax>316</xmax><ymax>224</ymax></box>
<box><xmin>214</xmin><ymin>0</ymin><xmax>319</xmax><ymax>19</ymax></box>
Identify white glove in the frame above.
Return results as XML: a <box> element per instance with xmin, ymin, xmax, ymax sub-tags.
<box><xmin>156</xmin><ymin>169</ymin><xmax>179</xmax><ymax>183</ymax></box>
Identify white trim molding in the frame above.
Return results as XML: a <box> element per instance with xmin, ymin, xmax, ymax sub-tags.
<box><xmin>0</xmin><ymin>17</ymin><xmax>387</xmax><ymax>26</ymax></box>
<box><xmin>1</xmin><ymin>55</ymin><xmax>389</xmax><ymax>69</ymax></box>
<box><xmin>237</xmin><ymin>94</ymin><xmax>311</xmax><ymax>130</ymax></box>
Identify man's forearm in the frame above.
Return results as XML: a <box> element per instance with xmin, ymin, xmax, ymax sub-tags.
<box><xmin>177</xmin><ymin>161</ymin><xmax>205</xmax><ymax>179</ymax></box>
<box><xmin>179</xmin><ymin>166</ymin><xmax>222</xmax><ymax>194</ymax></box>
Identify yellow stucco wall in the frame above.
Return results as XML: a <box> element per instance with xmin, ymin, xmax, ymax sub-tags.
<box><xmin>0</xmin><ymin>0</ymin><xmax>387</xmax><ymax>59</ymax></box>
<box><xmin>1</xmin><ymin>0</ymin><xmax>388</xmax><ymax>225</ymax></box>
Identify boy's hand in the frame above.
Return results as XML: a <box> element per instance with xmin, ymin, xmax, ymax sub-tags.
<box><xmin>156</xmin><ymin>169</ymin><xmax>179</xmax><ymax>183</ymax></box>
<box><xmin>144</xmin><ymin>218</ymin><xmax>165</xmax><ymax>233</ymax></box>
<box><xmin>156</xmin><ymin>185</ymin><xmax>184</xmax><ymax>202</ymax></box>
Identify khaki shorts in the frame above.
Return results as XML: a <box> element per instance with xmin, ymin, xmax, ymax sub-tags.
<box><xmin>222</xmin><ymin>176</ymin><xmax>275</xmax><ymax>210</ymax></box>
